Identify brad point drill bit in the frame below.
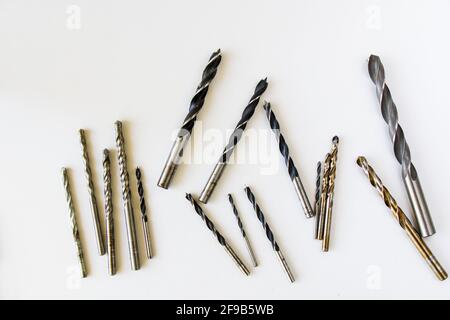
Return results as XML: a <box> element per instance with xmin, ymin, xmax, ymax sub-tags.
<box><xmin>136</xmin><ymin>167</ymin><xmax>153</xmax><ymax>259</ymax></box>
<box><xmin>228</xmin><ymin>194</ymin><xmax>258</xmax><ymax>267</ymax></box>
<box><xmin>115</xmin><ymin>121</ymin><xmax>140</xmax><ymax>270</ymax></box>
<box><xmin>313</xmin><ymin>161</ymin><xmax>322</xmax><ymax>238</ymax></box>
<box><xmin>157</xmin><ymin>49</ymin><xmax>222</xmax><ymax>189</ymax></box>
<box><xmin>263</xmin><ymin>101</ymin><xmax>314</xmax><ymax>218</ymax></box>
<box><xmin>199</xmin><ymin>79</ymin><xmax>268</xmax><ymax>203</ymax></box>
<box><xmin>79</xmin><ymin>129</ymin><xmax>105</xmax><ymax>255</ymax></box>
<box><xmin>244</xmin><ymin>186</ymin><xmax>295</xmax><ymax>283</ymax></box>
<box><xmin>185</xmin><ymin>194</ymin><xmax>250</xmax><ymax>276</ymax></box>
<box><xmin>357</xmin><ymin>156</ymin><xmax>447</xmax><ymax>281</ymax></box>
<box><xmin>368</xmin><ymin>55</ymin><xmax>435</xmax><ymax>237</ymax></box>
<box><xmin>103</xmin><ymin>149</ymin><xmax>116</xmax><ymax>276</ymax></box>
<box><xmin>61</xmin><ymin>168</ymin><xmax>87</xmax><ymax>278</ymax></box>
<box><xmin>316</xmin><ymin>153</ymin><xmax>331</xmax><ymax>240</ymax></box>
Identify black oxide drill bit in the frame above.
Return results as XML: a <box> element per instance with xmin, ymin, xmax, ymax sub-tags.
<box><xmin>199</xmin><ymin>79</ymin><xmax>268</xmax><ymax>203</ymax></box>
<box><xmin>157</xmin><ymin>50</ymin><xmax>222</xmax><ymax>189</ymax></box>
<box><xmin>136</xmin><ymin>167</ymin><xmax>153</xmax><ymax>259</ymax></box>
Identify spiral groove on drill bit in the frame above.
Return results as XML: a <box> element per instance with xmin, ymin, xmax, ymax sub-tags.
<box><xmin>103</xmin><ymin>149</ymin><xmax>116</xmax><ymax>276</ymax></box>
<box><xmin>136</xmin><ymin>167</ymin><xmax>153</xmax><ymax>259</ymax></box>
<box><xmin>314</xmin><ymin>161</ymin><xmax>322</xmax><ymax>214</ymax></box>
<box><xmin>316</xmin><ymin>153</ymin><xmax>331</xmax><ymax>240</ymax></box>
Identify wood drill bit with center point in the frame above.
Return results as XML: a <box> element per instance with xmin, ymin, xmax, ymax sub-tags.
<box><xmin>136</xmin><ymin>167</ymin><xmax>153</xmax><ymax>259</ymax></box>
<box><xmin>103</xmin><ymin>149</ymin><xmax>116</xmax><ymax>276</ymax></box>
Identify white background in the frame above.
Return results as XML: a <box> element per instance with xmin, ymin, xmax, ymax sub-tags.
<box><xmin>1</xmin><ymin>0</ymin><xmax>449</xmax><ymax>299</ymax></box>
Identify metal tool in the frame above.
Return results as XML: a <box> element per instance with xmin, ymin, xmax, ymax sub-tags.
<box><xmin>157</xmin><ymin>49</ymin><xmax>222</xmax><ymax>189</ymax></box>
<box><xmin>263</xmin><ymin>101</ymin><xmax>314</xmax><ymax>218</ymax></box>
<box><xmin>313</xmin><ymin>161</ymin><xmax>322</xmax><ymax>238</ymax></box>
<box><xmin>199</xmin><ymin>79</ymin><xmax>268</xmax><ymax>203</ymax></box>
<box><xmin>368</xmin><ymin>55</ymin><xmax>435</xmax><ymax>238</ymax></box>
<box><xmin>244</xmin><ymin>186</ymin><xmax>295</xmax><ymax>283</ymax></box>
<box><xmin>79</xmin><ymin>129</ymin><xmax>105</xmax><ymax>255</ymax></box>
<box><xmin>115</xmin><ymin>121</ymin><xmax>140</xmax><ymax>270</ymax></box>
<box><xmin>316</xmin><ymin>153</ymin><xmax>331</xmax><ymax>240</ymax></box>
<box><xmin>103</xmin><ymin>149</ymin><xmax>116</xmax><ymax>276</ymax></box>
<box><xmin>185</xmin><ymin>194</ymin><xmax>250</xmax><ymax>276</ymax></box>
<box><xmin>136</xmin><ymin>167</ymin><xmax>153</xmax><ymax>259</ymax></box>
<box><xmin>357</xmin><ymin>156</ymin><xmax>447</xmax><ymax>281</ymax></box>
<box><xmin>228</xmin><ymin>194</ymin><xmax>258</xmax><ymax>267</ymax></box>
<box><xmin>61</xmin><ymin>167</ymin><xmax>87</xmax><ymax>278</ymax></box>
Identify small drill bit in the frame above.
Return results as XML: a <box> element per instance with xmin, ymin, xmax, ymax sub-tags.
<box><xmin>157</xmin><ymin>49</ymin><xmax>222</xmax><ymax>189</ymax></box>
<box><xmin>79</xmin><ymin>129</ymin><xmax>105</xmax><ymax>256</ymax></box>
<box><xmin>136</xmin><ymin>167</ymin><xmax>153</xmax><ymax>259</ymax></box>
<box><xmin>115</xmin><ymin>121</ymin><xmax>140</xmax><ymax>271</ymax></box>
<box><xmin>227</xmin><ymin>194</ymin><xmax>258</xmax><ymax>267</ymax></box>
<box><xmin>61</xmin><ymin>167</ymin><xmax>87</xmax><ymax>278</ymax></box>
<box><xmin>316</xmin><ymin>153</ymin><xmax>331</xmax><ymax>240</ymax></box>
<box><xmin>356</xmin><ymin>156</ymin><xmax>447</xmax><ymax>281</ymax></box>
<box><xmin>199</xmin><ymin>79</ymin><xmax>268</xmax><ymax>203</ymax></box>
<box><xmin>368</xmin><ymin>55</ymin><xmax>435</xmax><ymax>238</ymax></box>
<box><xmin>185</xmin><ymin>194</ymin><xmax>250</xmax><ymax>276</ymax></box>
<box><xmin>103</xmin><ymin>149</ymin><xmax>116</xmax><ymax>276</ymax></box>
<box><xmin>313</xmin><ymin>161</ymin><xmax>322</xmax><ymax>238</ymax></box>
<box><xmin>263</xmin><ymin>101</ymin><xmax>314</xmax><ymax>218</ymax></box>
<box><xmin>244</xmin><ymin>186</ymin><xmax>295</xmax><ymax>283</ymax></box>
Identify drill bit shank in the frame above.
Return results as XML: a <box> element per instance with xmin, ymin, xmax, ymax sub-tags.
<box><xmin>136</xmin><ymin>167</ymin><xmax>153</xmax><ymax>259</ymax></box>
<box><xmin>103</xmin><ymin>149</ymin><xmax>116</xmax><ymax>276</ymax></box>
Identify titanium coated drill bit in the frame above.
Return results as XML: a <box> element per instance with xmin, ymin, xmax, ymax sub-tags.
<box><xmin>263</xmin><ymin>101</ymin><xmax>314</xmax><ymax>218</ymax></box>
<box><xmin>103</xmin><ymin>149</ymin><xmax>116</xmax><ymax>276</ymax></box>
<box><xmin>356</xmin><ymin>156</ymin><xmax>447</xmax><ymax>281</ymax></box>
<box><xmin>313</xmin><ymin>161</ymin><xmax>322</xmax><ymax>238</ymax></box>
<box><xmin>79</xmin><ymin>129</ymin><xmax>105</xmax><ymax>255</ymax></box>
<box><xmin>244</xmin><ymin>186</ymin><xmax>295</xmax><ymax>283</ymax></box>
<box><xmin>61</xmin><ymin>167</ymin><xmax>87</xmax><ymax>278</ymax></box>
<box><xmin>115</xmin><ymin>121</ymin><xmax>140</xmax><ymax>270</ymax></box>
<box><xmin>227</xmin><ymin>194</ymin><xmax>258</xmax><ymax>267</ymax></box>
<box><xmin>368</xmin><ymin>55</ymin><xmax>435</xmax><ymax>238</ymax></box>
<box><xmin>185</xmin><ymin>194</ymin><xmax>250</xmax><ymax>276</ymax></box>
<box><xmin>316</xmin><ymin>153</ymin><xmax>331</xmax><ymax>240</ymax></box>
<box><xmin>136</xmin><ymin>167</ymin><xmax>153</xmax><ymax>259</ymax></box>
<box><xmin>199</xmin><ymin>79</ymin><xmax>268</xmax><ymax>203</ymax></box>
<box><xmin>157</xmin><ymin>49</ymin><xmax>222</xmax><ymax>189</ymax></box>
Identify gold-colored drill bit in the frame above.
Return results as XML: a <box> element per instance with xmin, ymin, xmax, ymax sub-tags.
<box><xmin>315</xmin><ymin>153</ymin><xmax>331</xmax><ymax>240</ymax></box>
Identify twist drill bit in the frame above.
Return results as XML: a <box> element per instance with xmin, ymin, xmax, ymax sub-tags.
<box><xmin>313</xmin><ymin>161</ymin><xmax>323</xmax><ymax>238</ymax></box>
<box><xmin>356</xmin><ymin>156</ymin><xmax>447</xmax><ymax>281</ymax></box>
<box><xmin>199</xmin><ymin>79</ymin><xmax>268</xmax><ymax>203</ymax></box>
<box><xmin>157</xmin><ymin>49</ymin><xmax>222</xmax><ymax>189</ymax></box>
<box><xmin>136</xmin><ymin>167</ymin><xmax>153</xmax><ymax>259</ymax></box>
<box><xmin>316</xmin><ymin>153</ymin><xmax>331</xmax><ymax>240</ymax></box>
<box><xmin>61</xmin><ymin>168</ymin><xmax>87</xmax><ymax>278</ymax></box>
<box><xmin>244</xmin><ymin>186</ymin><xmax>295</xmax><ymax>283</ymax></box>
<box><xmin>228</xmin><ymin>194</ymin><xmax>258</xmax><ymax>267</ymax></box>
<box><xmin>103</xmin><ymin>149</ymin><xmax>116</xmax><ymax>276</ymax></box>
<box><xmin>368</xmin><ymin>55</ymin><xmax>435</xmax><ymax>237</ymax></box>
<box><xmin>263</xmin><ymin>101</ymin><xmax>314</xmax><ymax>218</ymax></box>
<box><xmin>185</xmin><ymin>194</ymin><xmax>250</xmax><ymax>276</ymax></box>
<box><xmin>79</xmin><ymin>129</ymin><xmax>105</xmax><ymax>255</ymax></box>
<box><xmin>115</xmin><ymin>121</ymin><xmax>140</xmax><ymax>270</ymax></box>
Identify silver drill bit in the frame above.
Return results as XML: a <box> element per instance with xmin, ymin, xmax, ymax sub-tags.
<box><xmin>199</xmin><ymin>79</ymin><xmax>268</xmax><ymax>203</ymax></box>
<box><xmin>227</xmin><ymin>194</ymin><xmax>258</xmax><ymax>267</ymax></box>
<box><xmin>61</xmin><ymin>167</ymin><xmax>87</xmax><ymax>278</ymax></box>
<box><xmin>157</xmin><ymin>49</ymin><xmax>222</xmax><ymax>189</ymax></box>
<box><xmin>103</xmin><ymin>149</ymin><xmax>116</xmax><ymax>276</ymax></box>
<box><xmin>263</xmin><ymin>101</ymin><xmax>314</xmax><ymax>218</ymax></box>
<box><xmin>136</xmin><ymin>167</ymin><xmax>153</xmax><ymax>259</ymax></box>
<box><xmin>244</xmin><ymin>186</ymin><xmax>295</xmax><ymax>283</ymax></box>
<box><xmin>185</xmin><ymin>194</ymin><xmax>250</xmax><ymax>276</ymax></box>
<box><xmin>115</xmin><ymin>121</ymin><xmax>140</xmax><ymax>270</ymax></box>
<box><xmin>79</xmin><ymin>129</ymin><xmax>105</xmax><ymax>255</ymax></box>
<box><xmin>313</xmin><ymin>161</ymin><xmax>323</xmax><ymax>238</ymax></box>
<box><xmin>368</xmin><ymin>55</ymin><xmax>435</xmax><ymax>238</ymax></box>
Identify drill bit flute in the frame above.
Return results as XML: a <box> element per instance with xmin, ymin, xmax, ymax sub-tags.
<box><xmin>313</xmin><ymin>161</ymin><xmax>323</xmax><ymax>238</ymax></box>
<box><xmin>136</xmin><ymin>167</ymin><xmax>153</xmax><ymax>259</ymax></box>
<box><xmin>185</xmin><ymin>194</ymin><xmax>250</xmax><ymax>276</ymax></box>
<box><xmin>368</xmin><ymin>55</ymin><xmax>435</xmax><ymax>237</ymax></box>
<box><xmin>357</xmin><ymin>156</ymin><xmax>447</xmax><ymax>281</ymax></box>
<box><xmin>199</xmin><ymin>79</ymin><xmax>268</xmax><ymax>203</ymax></box>
<box><xmin>315</xmin><ymin>154</ymin><xmax>331</xmax><ymax>240</ymax></box>
<box><xmin>103</xmin><ymin>149</ymin><xmax>116</xmax><ymax>276</ymax></box>
<box><xmin>157</xmin><ymin>49</ymin><xmax>222</xmax><ymax>189</ymax></box>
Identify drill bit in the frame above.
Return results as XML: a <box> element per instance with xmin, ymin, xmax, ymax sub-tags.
<box><xmin>227</xmin><ymin>194</ymin><xmax>258</xmax><ymax>267</ymax></box>
<box><xmin>61</xmin><ymin>167</ymin><xmax>87</xmax><ymax>278</ymax></box>
<box><xmin>185</xmin><ymin>194</ymin><xmax>250</xmax><ymax>276</ymax></box>
<box><xmin>115</xmin><ymin>120</ymin><xmax>140</xmax><ymax>270</ymax></box>
<box><xmin>103</xmin><ymin>149</ymin><xmax>116</xmax><ymax>276</ymax></box>
<box><xmin>322</xmin><ymin>136</ymin><xmax>339</xmax><ymax>252</ymax></box>
<box><xmin>244</xmin><ymin>186</ymin><xmax>295</xmax><ymax>283</ymax></box>
<box><xmin>316</xmin><ymin>153</ymin><xmax>331</xmax><ymax>240</ymax></box>
<box><xmin>157</xmin><ymin>49</ymin><xmax>222</xmax><ymax>189</ymax></box>
<box><xmin>199</xmin><ymin>79</ymin><xmax>268</xmax><ymax>203</ymax></box>
<box><xmin>79</xmin><ymin>129</ymin><xmax>105</xmax><ymax>255</ymax></box>
<box><xmin>263</xmin><ymin>101</ymin><xmax>314</xmax><ymax>218</ymax></box>
<box><xmin>368</xmin><ymin>55</ymin><xmax>435</xmax><ymax>238</ymax></box>
<box><xmin>313</xmin><ymin>161</ymin><xmax>322</xmax><ymax>238</ymax></box>
<box><xmin>356</xmin><ymin>156</ymin><xmax>447</xmax><ymax>281</ymax></box>
<box><xmin>136</xmin><ymin>167</ymin><xmax>153</xmax><ymax>259</ymax></box>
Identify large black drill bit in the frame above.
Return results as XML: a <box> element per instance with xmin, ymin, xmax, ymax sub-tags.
<box><xmin>157</xmin><ymin>50</ymin><xmax>222</xmax><ymax>189</ymax></box>
<box><xmin>136</xmin><ymin>167</ymin><xmax>153</xmax><ymax>259</ymax></box>
<box><xmin>199</xmin><ymin>79</ymin><xmax>268</xmax><ymax>203</ymax></box>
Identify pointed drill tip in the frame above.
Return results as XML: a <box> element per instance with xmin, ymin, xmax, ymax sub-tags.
<box><xmin>263</xmin><ymin>100</ymin><xmax>270</xmax><ymax>109</ymax></box>
<box><xmin>135</xmin><ymin>167</ymin><xmax>141</xmax><ymax>178</ymax></box>
<box><xmin>185</xmin><ymin>193</ymin><xmax>192</xmax><ymax>201</ymax></box>
<box><xmin>332</xmin><ymin>136</ymin><xmax>339</xmax><ymax>144</ymax></box>
<box><xmin>356</xmin><ymin>156</ymin><xmax>366</xmax><ymax>167</ymax></box>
